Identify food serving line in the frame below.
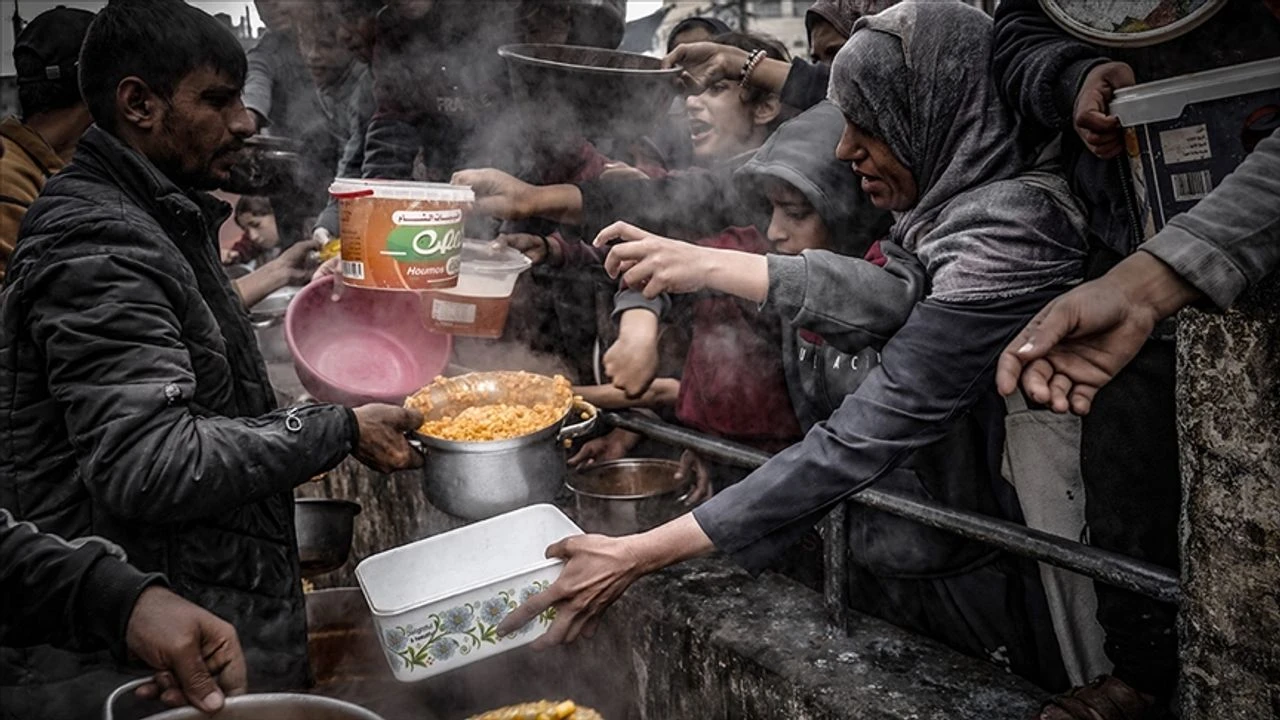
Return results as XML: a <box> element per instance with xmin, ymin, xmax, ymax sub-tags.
<box><xmin>174</xmin><ymin>25</ymin><xmax>1280</xmax><ymax>719</ymax></box>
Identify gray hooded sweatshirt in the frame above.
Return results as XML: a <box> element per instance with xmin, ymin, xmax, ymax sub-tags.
<box><xmin>738</xmin><ymin>101</ymin><xmax>1007</xmax><ymax>578</ymax></box>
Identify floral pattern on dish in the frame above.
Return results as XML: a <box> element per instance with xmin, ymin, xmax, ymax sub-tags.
<box><xmin>388</xmin><ymin>579</ymin><xmax>557</xmax><ymax>673</ymax></box>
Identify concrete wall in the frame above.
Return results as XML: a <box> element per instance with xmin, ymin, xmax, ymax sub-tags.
<box><xmin>1177</xmin><ymin>279</ymin><xmax>1280</xmax><ymax>718</ymax></box>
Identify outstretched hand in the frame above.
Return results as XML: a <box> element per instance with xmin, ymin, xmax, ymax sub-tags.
<box><xmin>594</xmin><ymin>222</ymin><xmax>714</xmax><ymax>298</ymax></box>
<box><xmin>996</xmin><ymin>252</ymin><xmax>1199</xmax><ymax>414</ymax></box>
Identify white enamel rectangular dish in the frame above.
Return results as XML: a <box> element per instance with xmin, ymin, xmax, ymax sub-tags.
<box><xmin>354</xmin><ymin>504</ymin><xmax>582</xmax><ymax>681</ymax></box>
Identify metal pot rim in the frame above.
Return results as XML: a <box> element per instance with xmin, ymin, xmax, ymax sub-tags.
<box><xmin>567</xmin><ymin>458</ymin><xmax>688</xmax><ymax>501</ymax></box>
<box><xmin>295</xmin><ymin>497</ymin><xmax>363</xmax><ymax>516</ymax></box>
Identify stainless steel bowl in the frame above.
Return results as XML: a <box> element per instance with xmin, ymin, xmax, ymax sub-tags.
<box><xmin>295</xmin><ymin>498</ymin><xmax>361</xmax><ymax>577</ymax></box>
<box><xmin>567</xmin><ymin>458</ymin><xmax>691</xmax><ymax>536</ymax></box>
<box><xmin>104</xmin><ymin>678</ymin><xmax>386</xmax><ymax>720</ymax></box>
<box><xmin>407</xmin><ymin>372</ymin><xmax>597</xmax><ymax>520</ymax></box>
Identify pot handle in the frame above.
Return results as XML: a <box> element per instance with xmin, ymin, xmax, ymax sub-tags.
<box><xmin>102</xmin><ymin>677</ymin><xmax>152</xmax><ymax>720</ymax></box>
<box><xmin>557</xmin><ymin>400</ymin><xmax>599</xmax><ymax>443</ymax></box>
<box><xmin>406</xmin><ymin>432</ymin><xmax>429</xmax><ymax>457</ymax></box>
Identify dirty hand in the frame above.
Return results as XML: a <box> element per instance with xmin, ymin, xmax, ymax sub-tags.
<box><xmin>996</xmin><ymin>252</ymin><xmax>1198</xmax><ymax>415</ymax></box>
<box><xmin>452</xmin><ymin>168</ymin><xmax>538</xmax><ymax>220</ymax></box>
<box><xmin>1073</xmin><ymin>61</ymin><xmax>1135</xmax><ymax>160</ymax></box>
<box><xmin>495</xmin><ymin>534</ymin><xmax>647</xmax><ymax>647</ymax></box>
<box><xmin>352</xmin><ymin>404</ymin><xmax>425</xmax><ymax>473</ymax></box>
<box><xmin>263</xmin><ymin>238</ymin><xmax>321</xmax><ymax>287</ymax></box>
<box><xmin>497</xmin><ymin>233</ymin><xmax>560</xmax><ymax>266</ymax></box>
<box><xmin>568</xmin><ymin>428</ymin><xmax>641</xmax><ymax>467</ymax></box>
<box><xmin>676</xmin><ymin>450</ymin><xmax>713</xmax><ymax>506</ymax></box>
<box><xmin>603</xmin><ymin>310</ymin><xmax>661</xmax><ymax>399</ymax></box>
<box><xmin>126</xmin><ymin>586</ymin><xmax>248</xmax><ymax>713</ymax></box>
<box><xmin>496</xmin><ymin>515</ymin><xmax>714</xmax><ymax>647</ymax></box>
<box><xmin>595</xmin><ymin>222</ymin><xmax>714</xmax><ymax>298</ymax></box>
<box><xmin>664</xmin><ymin>41</ymin><xmax>749</xmax><ymax>94</ymax></box>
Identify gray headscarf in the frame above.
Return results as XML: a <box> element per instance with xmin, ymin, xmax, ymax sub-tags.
<box><xmin>827</xmin><ymin>0</ymin><xmax>1087</xmax><ymax>302</ymax></box>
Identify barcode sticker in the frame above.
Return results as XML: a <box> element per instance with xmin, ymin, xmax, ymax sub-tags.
<box><xmin>1171</xmin><ymin>170</ymin><xmax>1214</xmax><ymax>202</ymax></box>
<box><xmin>432</xmin><ymin>299</ymin><xmax>476</xmax><ymax>324</ymax></box>
<box><xmin>341</xmin><ymin>260</ymin><xmax>365</xmax><ymax>280</ymax></box>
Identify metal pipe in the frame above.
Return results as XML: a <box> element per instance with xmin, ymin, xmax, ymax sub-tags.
<box><xmin>602</xmin><ymin>411</ymin><xmax>1181</xmax><ymax>604</ymax></box>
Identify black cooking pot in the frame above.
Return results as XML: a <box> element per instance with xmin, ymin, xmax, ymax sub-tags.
<box><xmin>223</xmin><ymin>135</ymin><xmax>302</xmax><ymax>195</ymax></box>
<box><xmin>498</xmin><ymin>43</ymin><xmax>682</xmax><ymax>139</ymax></box>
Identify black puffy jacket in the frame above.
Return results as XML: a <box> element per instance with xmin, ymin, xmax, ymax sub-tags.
<box><xmin>0</xmin><ymin>127</ymin><xmax>356</xmax><ymax>719</ymax></box>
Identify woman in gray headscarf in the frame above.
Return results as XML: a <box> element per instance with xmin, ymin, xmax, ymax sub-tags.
<box><xmin>497</xmin><ymin>0</ymin><xmax>1086</xmax><ymax>685</ymax></box>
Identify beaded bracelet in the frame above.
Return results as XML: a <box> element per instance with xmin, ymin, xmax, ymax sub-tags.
<box><xmin>740</xmin><ymin>49</ymin><xmax>766</xmax><ymax>88</ymax></box>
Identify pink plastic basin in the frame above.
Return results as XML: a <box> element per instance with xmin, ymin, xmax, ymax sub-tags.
<box><xmin>286</xmin><ymin>275</ymin><xmax>452</xmax><ymax>407</ymax></box>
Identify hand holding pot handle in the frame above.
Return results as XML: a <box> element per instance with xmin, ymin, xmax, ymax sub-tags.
<box><xmin>352</xmin><ymin>405</ymin><xmax>425</xmax><ymax>473</ymax></box>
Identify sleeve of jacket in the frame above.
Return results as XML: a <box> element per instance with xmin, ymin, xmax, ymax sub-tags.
<box><xmin>317</xmin><ymin>77</ymin><xmax>376</xmax><ymax>234</ymax></box>
<box><xmin>778</xmin><ymin>59</ymin><xmax>832</xmax><ymax>112</ymax></box>
<box><xmin>577</xmin><ymin>168</ymin><xmax>741</xmax><ymax>240</ymax></box>
<box><xmin>1141</xmin><ymin>128</ymin><xmax>1280</xmax><ymax>309</ymax></box>
<box><xmin>242</xmin><ymin>37</ymin><xmax>277</xmax><ymax>124</ymax></box>
<box><xmin>692</xmin><ymin>288</ymin><xmax>1059</xmax><ymax>573</ymax></box>
<box><xmin>361</xmin><ymin>114</ymin><xmax>418</xmax><ymax>181</ymax></box>
<box><xmin>612</xmin><ymin>287</ymin><xmax>669</xmax><ymax>320</ymax></box>
<box><xmin>0</xmin><ymin>509</ymin><xmax>163</xmax><ymax>656</ymax></box>
<box><xmin>764</xmin><ymin>242</ymin><xmax>927</xmax><ymax>353</ymax></box>
<box><xmin>991</xmin><ymin>0</ymin><xmax>1108</xmax><ymax>133</ymax></box>
<box><xmin>23</xmin><ymin>245</ymin><xmax>357</xmax><ymax>525</ymax></box>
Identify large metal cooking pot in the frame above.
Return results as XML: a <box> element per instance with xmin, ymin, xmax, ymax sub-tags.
<box><xmin>250</xmin><ymin>284</ymin><xmax>302</xmax><ymax>364</ymax></box>
<box><xmin>568</xmin><ymin>459</ymin><xmax>692</xmax><ymax>536</ymax></box>
<box><xmin>222</xmin><ymin>135</ymin><xmax>302</xmax><ymax>196</ymax></box>
<box><xmin>407</xmin><ymin>372</ymin><xmax>597</xmax><ymax>520</ymax></box>
<box><xmin>104</xmin><ymin>678</ymin><xmax>385</xmax><ymax>720</ymax></box>
<box><xmin>295</xmin><ymin>498</ymin><xmax>361</xmax><ymax>577</ymax></box>
<box><xmin>498</xmin><ymin>43</ymin><xmax>682</xmax><ymax>139</ymax></box>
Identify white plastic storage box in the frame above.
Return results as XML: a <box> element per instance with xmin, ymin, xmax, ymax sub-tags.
<box><xmin>354</xmin><ymin>504</ymin><xmax>582</xmax><ymax>681</ymax></box>
<box><xmin>1111</xmin><ymin>56</ymin><xmax>1280</xmax><ymax>236</ymax></box>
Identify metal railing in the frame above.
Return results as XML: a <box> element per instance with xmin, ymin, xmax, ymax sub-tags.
<box><xmin>602</xmin><ymin>411</ymin><xmax>1180</xmax><ymax>605</ymax></box>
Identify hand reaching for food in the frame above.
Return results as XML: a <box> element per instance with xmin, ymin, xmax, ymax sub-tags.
<box><xmin>568</xmin><ymin>428</ymin><xmax>642</xmax><ymax>467</ymax></box>
<box><xmin>676</xmin><ymin>449</ymin><xmax>713</xmax><ymax>506</ymax></box>
<box><xmin>603</xmin><ymin>310</ymin><xmax>661</xmax><ymax>398</ymax></box>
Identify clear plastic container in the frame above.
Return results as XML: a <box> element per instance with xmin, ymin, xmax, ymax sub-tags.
<box><xmin>421</xmin><ymin>240</ymin><xmax>533</xmax><ymax>338</ymax></box>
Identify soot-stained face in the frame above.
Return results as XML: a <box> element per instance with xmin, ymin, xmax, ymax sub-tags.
<box><xmin>765</xmin><ymin>180</ymin><xmax>831</xmax><ymax>255</ymax></box>
<box><xmin>836</xmin><ymin>119</ymin><xmax>917</xmax><ymax>212</ymax></box>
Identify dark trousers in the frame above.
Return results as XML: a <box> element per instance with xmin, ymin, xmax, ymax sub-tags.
<box><xmin>1080</xmin><ymin>338</ymin><xmax>1180</xmax><ymax>700</ymax></box>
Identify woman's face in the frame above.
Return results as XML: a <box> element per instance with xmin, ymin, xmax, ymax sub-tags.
<box><xmin>836</xmin><ymin>120</ymin><xmax>918</xmax><ymax>211</ymax></box>
<box><xmin>766</xmin><ymin>181</ymin><xmax>830</xmax><ymax>255</ymax></box>
<box><xmin>809</xmin><ymin>18</ymin><xmax>847</xmax><ymax>65</ymax></box>
<box><xmin>685</xmin><ymin>81</ymin><xmax>775</xmax><ymax>163</ymax></box>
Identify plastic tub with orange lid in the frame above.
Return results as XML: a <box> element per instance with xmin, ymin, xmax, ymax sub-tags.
<box><xmin>329</xmin><ymin>179</ymin><xmax>474</xmax><ymax>291</ymax></box>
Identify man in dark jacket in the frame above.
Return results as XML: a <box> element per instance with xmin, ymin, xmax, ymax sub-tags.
<box><xmin>990</xmin><ymin>1</ymin><xmax>1280</xmax><ymax>717</ymax></box>
<box><xmin>0</xmin><ymin>3</ymin><xmax>422</xmax><ymax>718</ymax></box>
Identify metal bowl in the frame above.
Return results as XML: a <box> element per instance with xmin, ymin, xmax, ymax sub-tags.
<box><xmin>499</xmin><ymin>43</ymin><xmax>682</xmax><ymax>139</ymax></box>
<box><xmin>104</xmin><ymin>678</ymin><xmax>386</xmax><ymax>720</ymax></box>
<box><xmin>568</xmin><ymin>458</ymin><xmax>691</xmax><ymax>536</ymax></box>
<box><xmin>295</xmin><ymin>498</ymin><xmax>362</xmax><ymax>577</ymax></box>
<box><xmin>222</xmin><ymin>135</ymin><xmax>302</xmax><ymax>195</ymax></box>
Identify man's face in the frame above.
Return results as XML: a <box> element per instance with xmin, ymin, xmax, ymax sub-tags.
<box><xmin>153</xmin><ymin>67</ymin><xmax>255</xmax><ymax>190</ymax></box>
